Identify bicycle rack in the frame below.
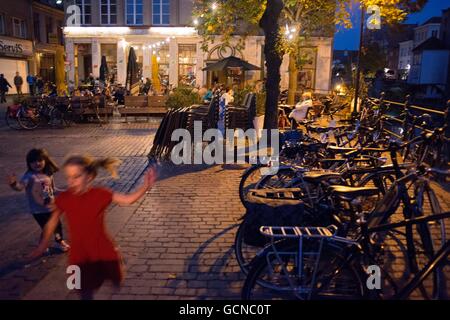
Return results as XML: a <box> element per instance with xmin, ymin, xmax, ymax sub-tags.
<box><xmin>259</xmin><ymin>226</ymin><xmax>334</xmax><ymax>299</ymax></box>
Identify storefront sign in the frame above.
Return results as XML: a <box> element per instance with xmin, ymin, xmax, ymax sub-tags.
<box><xmin>0</xmin><ymin>37</ymin><xmax>33</xmax><ymax>57</ymax></box>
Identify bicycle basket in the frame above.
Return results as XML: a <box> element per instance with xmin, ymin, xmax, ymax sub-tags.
<box><xmin>242</xmin><ymin>188</ymin><xmax>305</xmax><ymax>247</ymax></box>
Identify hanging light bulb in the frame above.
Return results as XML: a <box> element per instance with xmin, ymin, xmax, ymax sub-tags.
<box><xmin>211</xmin><ymin>2</ymin><xmax>218</xmax><ymax>11</ymax></box>
<box><xmin>166</xmin><ymin>37</ymin><xmax>170</xmax><ymax>42</ymax></box>
<box><xmin>193</xmin><ymin>19</ymin><xmax>199</xmax><ymax>26</ymax></box>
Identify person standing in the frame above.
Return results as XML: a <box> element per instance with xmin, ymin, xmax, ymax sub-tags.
<box><xmin>27</xmin><ymin>74</ymin><xmax>36</xmax><ymax>96</ymax></box>
<box><xmin>0</xmin><ymin>74</ymin><xmax>12</xmax><ymax>103</ymax></box>
<box><xmin>36</xmin><ymin>76</ymin><xmax>44</xmax><ymax>95</ymax></box>
<box><xmin>14</xmin><ymin>72</ymin><xmax>23</xmax><ymax>95</ymax></box>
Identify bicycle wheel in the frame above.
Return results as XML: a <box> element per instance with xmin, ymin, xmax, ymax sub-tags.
<box><xmin>239</xmin><ymin>164</ymin><xmax>272</xmax><ymax>209</ymax></box>
<box><xmin>5</xmin><ymin>107</ymin><xmax>21</xmax><ymax>130</ymax></box>
<box><xmin>234</xmin><ymin>220</ymin><xmax>265</xmax><ymax>276</ymax></box>
<box><xmin>242</xmin><ymin>241</ymin><xmax>367</xmax><ymax>300</ymax></box>
<box><xmin>17</xmin><ymin>108</ymin><xmax>40</xmax><ymax>130</ymax></box>
<box><xmin>411</xmin><ymin>182</ymin><xmax>446</xmax><ymax>299</ymax></box>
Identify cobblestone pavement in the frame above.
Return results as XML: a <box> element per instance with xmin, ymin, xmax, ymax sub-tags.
<box><xmin>1</xmin><ymin>97</ymin><xmax>450</xmax><ymax>300</ymax></box>
<box><xmin>0</xmin><ymin>99</ymin><xmax>159</xmax><ymax>299</ymax></box>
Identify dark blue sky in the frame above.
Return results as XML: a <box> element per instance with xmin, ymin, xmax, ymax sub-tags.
<box><xmin>334</xmin><ymin>0</ymin><xmax>450</xmax><ymax>50</ymax></box>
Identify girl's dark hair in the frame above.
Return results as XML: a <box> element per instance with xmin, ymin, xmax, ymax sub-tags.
<box><xmin>64</xmin><ymin>155</ymin><xmax>120</xmax><ymax>179</ymax></box>
<box><xmin>26</xmin><ymin>148</ymin><xmax>59</xmax><ymax>175</ymax></box>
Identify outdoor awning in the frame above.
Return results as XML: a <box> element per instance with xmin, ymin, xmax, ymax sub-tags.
<box><xmin>202</xmin><ymin>56</ymin><xmax>261</xmax><ymax>71</ymax></box>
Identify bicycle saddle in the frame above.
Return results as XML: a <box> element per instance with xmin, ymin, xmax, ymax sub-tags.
<box><xmin>327</xmin><ymin>146</ymin><xmax>356</xmax><ymax>154</ymax></box>
<box><xmin>302</xmin><ymin>172</ymin><xmax>342</xmax><ymax>183</ymax></box>
<box><xmin>329</xmin><ymin>185</ymin><xmax>379</xmax><ymax>199</ymax></box>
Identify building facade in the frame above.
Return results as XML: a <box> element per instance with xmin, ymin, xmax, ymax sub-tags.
<box><xmin>413</xmin><ymin>17</ymin><xmax>441</xmax><ymax>48</ymax></box>
<box><xmin>0</xmin><ymin>0</ymin><xmax>64</xmax><ymax>94</ymax></box>
<box><xmin>364</xmin><ymin>24</ymin><xmax>416</xmax><ymax>74</ymax></box>
<box><xmin>32</xmin><ymin>0</ymin><xmax>65</xmax><ymax>85</ymax></box>
<box><xmin>0</xmin><ymin>0</ymin><xmax>34</xmax><ymax>94</ymax></box>
<box><xmin>63</xmin><ymin>0</ymin><xmax>333</xmax><ymax>94</ymax></box>
<box><xmin>398</xmin><ymin>40</ymin><xmax>413</xmax><ymax>79</ymax></box>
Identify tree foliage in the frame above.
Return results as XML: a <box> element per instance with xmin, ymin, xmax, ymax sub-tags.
<box><xmin>193</xmin><ymin>0</ymin><xmax>428</xmax><ymax>128</ymax></box>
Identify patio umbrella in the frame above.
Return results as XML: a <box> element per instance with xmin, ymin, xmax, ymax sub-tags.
<box><xmin>55</xmin><ymin>47</ymin><xmax>67</xmax><ymax>95</ymax></box>
<box><xmin>202</xmin><ymin>56</ymin><xmax>260</xmax><ymax>71</ymax></box>
<box><xmin>99</xmin><ymin>55</ymin><xmax>108</xmax><ymax>82</ymax></box>
<box><xmin>152</xmin><ymin>54</ymin><xmax>161</xmax><ymax>93</ymax></box>
<box><xmin>126</xmin><ymin>47</ymin><xmax>140</xmax><ymax>95</ymax></box>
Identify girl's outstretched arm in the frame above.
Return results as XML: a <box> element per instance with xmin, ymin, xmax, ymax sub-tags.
<box><xmin>7</xmin><ymin>173</ymin><xmax>25</xmax><ymax>191</ymax></box>
<box><xmin>28</xmin><ymin>209</ymin><xmax>63</xmax><ymax>259</ymax></box>
<box><xmin>112</xmin><ymin>168</ymin><xmax>157</xmax><ymax>206</ymax></box>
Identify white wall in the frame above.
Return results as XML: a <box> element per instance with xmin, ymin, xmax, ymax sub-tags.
<box><xmin>0</xmin><ymin>58</ymin><xmax>29</xmax><ymax>94</ymax></box>
<box><xmin>420</xmin><ymin>50</ymin><xmax>450</xmax><ymax>84</ymax></box>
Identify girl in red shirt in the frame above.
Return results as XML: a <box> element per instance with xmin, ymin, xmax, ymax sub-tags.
<box><xmin>29</xmin><ymin>155</ymin><xmax>157</xmax><ymax>300</ymax></box>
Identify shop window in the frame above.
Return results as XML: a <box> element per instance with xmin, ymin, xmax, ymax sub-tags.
<box><xmin>156</xmin><ymin>44</ymin><xmax>169</xmax><ymax>86</ymax></box>
<box><xmin>178</xmin><ymin>44</ymin><xmax>196</xmax><ymax>86</ymax></box>
<box><xmin>152</xmin><ymin>0</ymin><xmax>170</xmax><ymax>25</ymax></box>
<box><xmin>101</xmin><ymin>43</ymin><xmax>118</xmax><ymax>82</ymax></box>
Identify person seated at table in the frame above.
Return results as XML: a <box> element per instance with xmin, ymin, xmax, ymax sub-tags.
<box><xmin>289</xmin><ymin>91</ymin><xmax>313</xmax><ymax>129</ymax></box>
<box><xmin>202</xmin><ymin>87</ymin><xmax>213</xmax><ymax>103</ymax></box>
<box><xmin>73</xmin><ymin>88</ymin><xmax>82</xmax><ymax>97</ymax></box>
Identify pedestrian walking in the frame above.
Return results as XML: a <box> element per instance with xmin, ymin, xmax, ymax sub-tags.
<box><xmin>7</xmin><ymin>148</ymin><xmax>70</xmax><ymax>252</ymax></box>
<box><xmin>27</xmin><ymin>74</ymin><xmax>36</xmax><ymax>96</ymax></box>
<box><xmin>14</xmin><ymin>72</ymin><xmax>23</xmax><ymax>95</ymax></box>
<box><xmin>0</xmin><ymin>73</ymin><xmax>12</xmax><ymax>103</ymax></box>
<box><xmin>29</xmin><ymin>155</ymin><xmax>157</xmax><ymax>300</ymax></box>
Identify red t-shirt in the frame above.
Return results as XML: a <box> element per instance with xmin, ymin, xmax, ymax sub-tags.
<box><xmin>55</xmin><ymin>187</ymin><xmax>120</xmax><ymax>265</ymax></box>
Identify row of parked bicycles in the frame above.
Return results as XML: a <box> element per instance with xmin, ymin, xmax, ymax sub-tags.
<box><xmin>4</xmin><ymin>95</ymin><xmax>112</xmax><ymax>130</ymax></box>
<box><xmin>5</xmin><ymin>96</ymin><xmax>77</xmax><ymax>130</ymax></box>
<box><xmin>235</xmin><ymin>98</ymin><xmax>450</xmax><ymax>300</ymax></box>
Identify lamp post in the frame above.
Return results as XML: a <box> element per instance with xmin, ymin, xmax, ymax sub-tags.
<box><xmin>353</xmin><ymin>3</ymin><xmax>365</xmax><ymax>115</ymax></box>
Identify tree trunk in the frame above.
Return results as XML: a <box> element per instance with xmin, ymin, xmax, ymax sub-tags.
<box><xmin>259</xmin><ymin>0</ymin><xmax>284</xmax><ymax>130</ymax></box>
<box><xmin>287</xmin><ymin>53</ymin><xmax>297</xmax><ymax>105</ymax></box>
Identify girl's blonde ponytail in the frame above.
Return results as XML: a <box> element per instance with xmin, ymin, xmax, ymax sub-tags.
<box><xmin>64</xmin><ymin>155</ymin><xmax>121</xmax><ymax>179</ymax></box>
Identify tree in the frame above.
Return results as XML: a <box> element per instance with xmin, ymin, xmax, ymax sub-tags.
<box><xmin>193</xmin><ymin>0</ymin><xmax>427</xmax><ymax>129</ymax></box>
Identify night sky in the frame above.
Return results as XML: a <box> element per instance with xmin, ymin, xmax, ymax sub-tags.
<box><xmin>334</xmin><ymin>0</ymin><xmax>450</xmax><ymax>50</ymax></box>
